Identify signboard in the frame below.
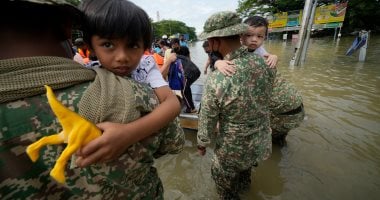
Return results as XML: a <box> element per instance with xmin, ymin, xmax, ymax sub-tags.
<box><xmin>325</xmin><ymin>22</ymin><xmax>343</xmax><ymax>28</ymax></box>
<box><xmin>287</xmin><ymin>10</ymin><xmax>301</xmax><ymax>27</ymax></box>
<box><xmin>268</xmin><ymin>12</ymin><xmax>288</xmax><ymax>28</ymax></box>
<box><xmin>314</xmin><ymin>2</ymin><xmax>348</xmax><ymax>24</ymax></box>
<box><xmin>266</xmin><ymin>2</ymin><xmax>347</xmax><ymax>32</ymax></box>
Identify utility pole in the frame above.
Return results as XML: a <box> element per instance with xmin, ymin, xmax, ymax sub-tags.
<box><xmin>300</xmin><ymin>0</ymin><xmax>318</xmax><ymax>62</ymax></box>
<box><xmin>156</xmin><ymin>11</ymin><xmax>160</xmax><ymax>22</ymax></box>
<box><xmin>290</xmin><ymin>0</ymin><xmax>315</xmax><ymax>66</ymax></box>
<box><xmin>359</xmin><ymin>30</ymin><xmax>370</xmax><ymax>62</ymax></box>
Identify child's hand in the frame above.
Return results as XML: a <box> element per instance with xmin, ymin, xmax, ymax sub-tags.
<box><xmin>263</xmin><ymin>53</ymin><xmax>278</xmax><ymax>68</ymax></box>
<box><xmin>215</xmin><ymin>60</ymin><xmax>236</xmax><ymax>76</ymax></box>
<box><xmin>76</xmin><ymin>122</ymin><xmax>134</xmax><ymax>167</ymax></box>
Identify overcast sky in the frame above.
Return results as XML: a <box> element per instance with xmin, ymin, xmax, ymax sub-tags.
<box><xmin>129</xmin><ymin>0</ymin><xmax>239</xmax><ymax>35</ymax></box>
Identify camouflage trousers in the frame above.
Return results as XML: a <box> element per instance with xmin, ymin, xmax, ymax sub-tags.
<box><xmin>80</xmin><ymin>166</ymin><xmax>165</xmax><ymax>200</ymax></box>
<box><xmin>209</xmin><ymin>125</ymin><xmax>271</xmax><ymax>199</ymax></box>
<box><xmin>271</xmin><ymin>103</ymin><xmax>305</xmax><ymax>146</ymax></box>
<box><xmin>211</xmin><ymin>164</ymin><xmax>252</xmax><ymax>200</ymax></box>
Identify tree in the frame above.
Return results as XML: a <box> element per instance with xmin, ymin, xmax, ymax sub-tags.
<box><xmin>237</xmin><ymin>0</ymin><xmax>273</xmax><ymax>17</ymax></box>
<box><xmin>152</xmin><ymin>20</ymin><xmax>197</xmax><ymax>40</ymax></box>
<box><xmin>237</xmin><ymin>0</ymin><xmax>336</xmax><ymax>17</ymax></box>
<box><xmin>236</xmin><ymin>0</ymin><xmax>305</xmax><ymax>17</ymax></box>
<box><xmin>343</xmin><ymin>0</ymin><xmax>380</xmax><ymax>32</ymax></box>
<box><xmin>67</xmin><ymin>0</ymin><xmax>81</xmax><ymax>6</ymax></box>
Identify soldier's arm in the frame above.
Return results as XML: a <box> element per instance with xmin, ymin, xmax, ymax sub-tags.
<box><xmin>197</xmin><ymin>76</ymin><xmax>220</xmax><ymax>149</ymax></box>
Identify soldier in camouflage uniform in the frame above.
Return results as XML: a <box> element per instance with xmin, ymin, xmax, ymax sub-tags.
<box><xmin>241</xmin><ymin>16</ymin><xmax>305</xmax><ymax>146</ymax></box>
<box><xmin>197</xmin><ymin>11</ymin><xmax>276</xmax><ymax>199</ymax></box>
<box><xmin>212</xmin><ymin>16</ymin><xmax>305</xmax><ymax>146</ymax></box>
<box><xmin>0</xmin><ymin>0</ymin><xmax>184</xmax><ymax>199</ymax></box>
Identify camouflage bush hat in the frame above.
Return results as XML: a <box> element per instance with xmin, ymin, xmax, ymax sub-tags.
<box><xmin>199</xmin><ymin>11</ymin><xmax>248</xmax><ymax>40</ymax></box>
<box><xmin>19</xmin><ymin>0</ymin><xmax>81</xmax><ymax>15</ymax></box>
<box><xmin>18</xmin><ymin>0</ymin><xmax>82</xmax><ymax>25</ymax></box>
<box><xmin>20</xmin><ymin>0</ymin><xmax>77</xmax><ymax>7</ymax></box>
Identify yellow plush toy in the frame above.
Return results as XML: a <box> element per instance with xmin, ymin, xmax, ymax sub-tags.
<box><xmin>26</xmin><ymin>85</ymin><xmax>101</xmax><ymax>183</ymax></box>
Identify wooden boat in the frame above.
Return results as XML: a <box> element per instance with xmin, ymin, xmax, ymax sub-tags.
<box><xmin>179</xmin><ymin>83</ymin><xmax>203</xmax><ymax>130</ymax></box>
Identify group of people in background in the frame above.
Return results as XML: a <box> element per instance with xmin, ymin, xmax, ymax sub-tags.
<box><xmin>146</xmin><ymin>33</ymin><xmax>200</xmax><ymax>113</ymax></box>
<box><xmin>72</xmin><ymin>29</ymin><xmax>201</xmax><ymax>114</ymax></box>
<box><xmin>0</xmin><ymin>0</ymin><xmax>304</xmax><ymax>199</ymax></box>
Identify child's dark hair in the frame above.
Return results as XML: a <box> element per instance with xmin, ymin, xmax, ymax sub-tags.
<box><xmin>80</xmin><ymin>0</ymin><xmax>152</xmax><ymax>50</ymax></box>
<box><xmin>159</xmin><ymin>39</ymin><xmax>170</xmax><ymax>47</ymax></box>
<box><xmin>243</xmin><ymin>16</ymin><xmax>269</xmax><ymax>35</ymax></box>
<box><xmin>170</xmin><ymin>38</ymin><xmax>180</xmax><ymax>46</ymax></box>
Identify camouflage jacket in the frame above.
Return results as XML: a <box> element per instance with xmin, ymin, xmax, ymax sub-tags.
<box><xmin>269</xmin><ymin>72</ymin><xmax>304</xmax><ymax>133</ymax></box>
<box><xmin>246</xmin><ymin>49</ymin><xmax>304</xmax><ymax>133</ymax></box>
<box><xmin>0</xmin><ymin>62</ymin><xmax>184</xmax><ymax>199</ymax></box>
<box><xmin>269</xmin><ymin>72</ymin><xmax>303</xmax><ymax>114</ymax></box>
<box><xmin>197</xmin><ymin>46</ymin><xmax>276</xmax><ymax>163</ymax></box>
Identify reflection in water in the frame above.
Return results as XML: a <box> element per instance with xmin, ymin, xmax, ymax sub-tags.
<box><xmin>156</xmin><ymin>35</ymin><xmax>380</xmax><ymax>200</ymax></box>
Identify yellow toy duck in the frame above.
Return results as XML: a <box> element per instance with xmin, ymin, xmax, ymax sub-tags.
<box><xmin>26</xmin><ymin>85</ymin><xmax>101</xmax><ymax>183</ymax></box>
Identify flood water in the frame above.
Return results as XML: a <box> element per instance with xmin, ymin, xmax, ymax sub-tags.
<box><xmin>155</xmin><ymin>34</ymin><xmax>380</xmax><ymax>200</ymax></box>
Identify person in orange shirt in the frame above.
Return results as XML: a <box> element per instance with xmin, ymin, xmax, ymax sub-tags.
<box><xmin>74</xmin><ymin>38</ymin><xmax>91</xmax><ymax>64</ymax></box>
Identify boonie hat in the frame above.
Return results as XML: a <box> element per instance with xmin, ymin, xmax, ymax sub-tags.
<box><xmin>19</xmin><ymin>0</ymin><xmax>81</xmax><ymax>16</ymax></box>
<box><xmin>20</xmin><ymin>0</ymin><xmax>77</xmax><ymax>7</ymax></box>
<box><xmin>199</xmin><ymin>11</ymin><xmax>248</xmax><ymax>40</ymax></box>
<box><xmin>18</xmin><ymin>0</ymin><xmax>82</xmax><ymax>25</ymax></box>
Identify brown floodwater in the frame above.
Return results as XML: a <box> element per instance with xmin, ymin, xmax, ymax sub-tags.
<box><xmin>155</xmin><ymin>34</ymin><xmax>380</xmax><ymax>200</ymax></box>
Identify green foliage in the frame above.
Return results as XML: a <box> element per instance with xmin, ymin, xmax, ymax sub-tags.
<box><xmin>152</xmin><ymin>20</ymin><xmax>197</xmax><ymax>40</ymax></box>
<box><xmin>66</xmin><ymin>0</ymin><xmax>81</xmax><ymax>6</ymax></box>
<box><xmin>237</xmin><ymin>0</ymin><xmax>328</xmax><ymax>17</ymax></box>
<box><xmin>344</xmin><ymin>0</ymin><xmax>380</xmax><ymax>32</ymax></box>
<box><xmin>273</xmin><ymin>0</ymin><xmax>304</xmax><ymax>12</ymax></box>
<box><xmin>237</xmin><ymin>0</ymin><xmax>275</xmax><ymax>17</ymax></box>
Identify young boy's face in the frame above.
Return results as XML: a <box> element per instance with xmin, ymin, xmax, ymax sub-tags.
<box><xmin>91</xmin><ymin>35</ymin><xmax>144</xmax><ymax>76</ymax></box>
<box><xmin>241</xmin><ymin>26</ymin><xmax>266</xmax><ymax>51</ymax></box>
